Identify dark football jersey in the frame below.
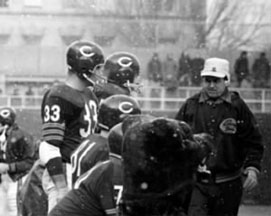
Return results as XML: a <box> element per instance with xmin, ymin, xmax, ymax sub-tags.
<box><xmin>41</xmin><ymin>83</ymin><xmax>98</xmax><ymax>162</ymax></box>
<box><xmin>49</xmin><ymin>157</ymin><xmax>122</xmax><ymax>216</ymax></box>
<box><xmin>71</xmin><ymin>134</ymin><xmax>110</xmax><ymax>185</ymax></box>
<box><xmin>109</xmin><ymin>153</ymin><xmax>123</xmax><ymax>205</ymax></box>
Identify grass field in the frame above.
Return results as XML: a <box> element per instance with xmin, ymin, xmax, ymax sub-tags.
<box><xmin>239</xmin><ymin>205</ymin><xmax>271</xmax><ymax>216</ymax></box>
<box><xmin>1</xmin><ymin>190</ymin><xmax>270</xmax><ymax>216</ymax></box>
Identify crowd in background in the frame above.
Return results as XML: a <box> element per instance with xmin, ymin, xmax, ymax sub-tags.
<box><xmin>234</xmin><ymin>51</ymin><xmax>271</xmax><ymax>88</ymax></box>
<box><xmin>147</xmin><ymin>51</ymin><xmax>271</xmax><ymax>90</ymax></box>
<box><xmin>2</xmin><ymin>50</ymin><xmax>271</xmax><ymax>96</ymax></box>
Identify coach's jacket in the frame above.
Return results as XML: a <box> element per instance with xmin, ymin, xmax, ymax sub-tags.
<box><xmin>175</xmin><ymin>89</ymin><xmax>263</xmax><ymax>182</ymax></box>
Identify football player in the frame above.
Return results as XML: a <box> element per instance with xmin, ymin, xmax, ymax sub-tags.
<box><xmin>48</xmin><ymin>109</ymin><xmax>153</xmax><ymax>216</ymax></box>
<box><xmin>48</xmin><ymin>120</ymin><xmax>125</xmax><ymax>216</ymax></box>
<box><xmin>71</xmin><ymin>94</ymin><xmax>141</xmax><ymax>185</ymax></box>
<box><xmin>39</xmin><ymin>40</ymin><xmax>105</xmax><ymax>212</ymax></box>
<box><xmin>0</xmin><ymin>106</ymin><xmax>36</xmax><ymax>216</ymax></box>
<box><xmin>108</xmin><ymin>114</ymin><xmax>156</xmax><ymax>208</ymax></box>
<box><xmin>94</xmin><ymin>51</ymin><xmax>142</xmax><ymax>100</ymax></box>
<box><xmin>120</xmin><ymin>117</ymin><xmax>211</xmax><ymax>216</ymax></box>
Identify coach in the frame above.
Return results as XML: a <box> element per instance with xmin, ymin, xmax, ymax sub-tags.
<box><xmin>175</xmin><ymin>57</ymin><xmax>264</xmax><ymax>216</ymax></box>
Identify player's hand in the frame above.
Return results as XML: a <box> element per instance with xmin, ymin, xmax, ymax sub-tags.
<box><xmin>243</xmin><ymin>168</ymin><xmax>258</xmax><ymax>192</ymax></box>
<box><xmin>56</xmin><ymin>187</ymin><xmax>69</xmax><ymax>203</ymax></box>
<box><xmin>0</xmin><ymin>163</ymin><xmax>9</xmax><ymax>174</ymax></box>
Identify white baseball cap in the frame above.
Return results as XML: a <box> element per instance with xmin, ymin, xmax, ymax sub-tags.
<box><xmin>201</xmin><ymin>58</ymin><xmax>230</xmax><ymax>80</ymax></box>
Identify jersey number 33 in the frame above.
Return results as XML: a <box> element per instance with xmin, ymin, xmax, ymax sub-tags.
<box><xmin>43</xmin><ymin>100</ymin><xmax>98</xmax><ymax>138</ymax></box>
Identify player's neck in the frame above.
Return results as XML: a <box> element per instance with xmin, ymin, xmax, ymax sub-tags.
<box><xmin>65</xmin><ymin>75</ymin><xmax>87</xmax><ymax>91</ymax></box>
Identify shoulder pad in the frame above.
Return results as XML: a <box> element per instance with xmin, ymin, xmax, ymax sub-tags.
<box><xmin>46</xmin><ymin>83</ymin><xmax>97</xmax><ymax>106</ymax></box>
<box><xmin>85</xmin><ymin>134</ymin><xmax>108</xmax><ymax>148</ymax></box>
<box><xmin>47</xmin><ymin>84</ymin><xmax>81</xmax><ymax>102</ymax></box>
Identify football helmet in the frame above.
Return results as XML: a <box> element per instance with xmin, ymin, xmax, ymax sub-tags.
<box><xmin>66</xmin><ymin>40</ymin><xmax>105</xmax><ymax>86</ymax></box>
<box><xmin>0</xmin><ymin>107</ymin><xmax>16</xmax><ymax>127</ymax></box>
<box><xmin>98</xmin><ymin>94</ymin><xmax>141</xmax><ymax>131</ymax></box>
<box><xmin>121</xmin><ymin>114</ymin><xmax>156</xmax><ymax>134</ymax></box>
<box><xmin>0</xmin><ymin>107</ymin><xmax>16</xmax><ymax>136</ymax></box>
<box><xmin>103</xmin><ymin>51</ymin><xmax>142</xmax><ymax>93</ymax></box>
<box><xmin>108</xmin><ymin>123</ymin><xmax>123</xmax><ymax>155</ymax></box>
<box><xmin>122</xmin><ymin>117</ymin><xmax>203</xmax><ymax>196</ymax></box>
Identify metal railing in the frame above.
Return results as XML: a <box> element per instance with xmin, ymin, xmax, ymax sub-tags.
<box><xmin>1</xmin><ymin>87</ymin><xmax>271</xmax><ymax>113</ymax></box>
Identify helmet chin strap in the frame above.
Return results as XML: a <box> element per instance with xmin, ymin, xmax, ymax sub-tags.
<box><xmin>82</xmin><ymin>68</ymin><xmax>107</xmax><ymax>87</ymax></box>
<box><xmin>123</xmin><ymin>80</ymin><xmax>143</xmax><ymax>94</ymax></box>
<box><xmin>82</xmin><ymin>73</ymin><xmax>96</xmax><ymax>86</ymax></box>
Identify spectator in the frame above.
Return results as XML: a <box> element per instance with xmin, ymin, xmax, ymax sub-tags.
<box><xmin>25</xmin><ymin>85</ymin><xmax>34</xmax><ymax>96</ymax></box>
<box><xmin>175</xmin><ymin>57</ymin><xmax>263</xmax><ymax>216</ymax></box>
<box><xmin>252</xmin><ymin>52</ymin><xmax>270</xmax><ymax>88</ymax></box>
<box><xmin>147</xmin><ymin>52</ymin><xmax>163</xmax><ymax>86</ymax></box>
<box><xmin>178</xmin><ymin>52</ymin><xmax>192</xmax><ymax>86</ymax></box>
<box><xmin>162</xmin><ymin>53</ymin><xmax>179</xmax><ymax>91</ymax></box>
<box><xmin>234</xmin><ymin>51</ymin><xmax>250</xmax><ymax>87</ymax></box>
<box><xmin>12</xmin><ymin>87</ymin><xmax>20</xmax><ymax>96</ymax></box>
<box><xmin>25</xmin><ymin>85</ymin><xmax>35</xmax><ymax>106</ymax></box>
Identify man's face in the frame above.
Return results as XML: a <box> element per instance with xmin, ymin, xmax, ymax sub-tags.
<box><xmin>202</xmin><ymin>76</ymin><xmax>227</xmax><ymax>98</ymax></box>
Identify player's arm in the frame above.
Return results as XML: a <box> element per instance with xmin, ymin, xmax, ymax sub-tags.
<box><xmin>39</xmin><ymin>95</ymin><xmax>68</xmax><ymax>189</ymax></box>
<box><xmin>39</xmin><ymin>141</ymin><xmax>67</xmax><ymax>189</ymax></box>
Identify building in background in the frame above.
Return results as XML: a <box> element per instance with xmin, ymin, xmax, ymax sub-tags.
<box><xmin>1</xmin><ymin>0</ymin><xmax>271</xmax><ymax>92</ymax></box>
<box><xmin>0</xmin><ymin>0</ymin><xmax>206</xmax><ymax>85</ymax></box>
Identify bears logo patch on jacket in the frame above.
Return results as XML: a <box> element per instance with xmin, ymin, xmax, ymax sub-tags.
<box><xmin>219</xmin><ymin>118</ymin><xmax>237</xmax><ymax>134</ymax></box>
